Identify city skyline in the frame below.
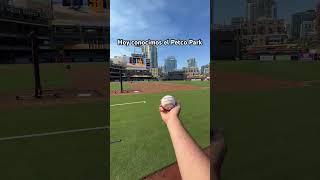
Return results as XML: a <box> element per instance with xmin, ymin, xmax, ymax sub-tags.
<box><xmin>214</xmin><ymin>0</ymin><xmax>318</xmax><ymax>24</ymax></box>
<box><xmin>110</xmin><ymin>0</ymin><xmax>210</xmax><ymax>69</ymax></box>
<box><xmin>141</xmin><ymin>45</ymin><xmax>158</xmax><ymax>68</ymax></box>
<box><xmin>164</xmin><ymin>56</ymin><xmax>177</xmax><ymax>73</ymax></box>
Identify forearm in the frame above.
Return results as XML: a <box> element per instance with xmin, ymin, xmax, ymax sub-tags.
<box><xmin>167</xmin><ymin>117</ymin><xmax>210</xmax><ymax>180</ymax></box>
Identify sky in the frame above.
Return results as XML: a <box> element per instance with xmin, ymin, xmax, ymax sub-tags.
<box><xmin>214</xmin><ymin>0</ymin><xmax>319</xmax><ymax>24</ymax></box>
<box><xmin>110</xmin><ymin>0</ymin><xmax>210</xmax><ymax>69</ymax></box>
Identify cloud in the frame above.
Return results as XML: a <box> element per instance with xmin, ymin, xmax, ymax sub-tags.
<box><xmin>110</xmin><ymin>44</ymin><xmax>133</xmax><ymax>57</ymax></box>
<box><xmin>110</xmin><ymin>0</ymin><xmax>181</xmax><ymax>44</ymax></box>
<box><xmin>110</xmin><ymin>0</ymin><xmax>210</xmax><ymax>67</ymax></box>
<box><xmin>110</xmin><ymin>0</ymin><xmax>181</xmax><ymax>57</ymax></box>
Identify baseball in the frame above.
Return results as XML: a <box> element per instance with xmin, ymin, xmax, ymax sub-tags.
<box><xmin>161</xmin><ymin>95</ymin><xmax>176</xmax><ymax>111</ymax></box>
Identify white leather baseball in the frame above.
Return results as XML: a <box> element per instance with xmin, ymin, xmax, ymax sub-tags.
<box><xmin>161</xmin><ymin>95</ymin><xmax>176</xmax><ymax>111</ymax></box>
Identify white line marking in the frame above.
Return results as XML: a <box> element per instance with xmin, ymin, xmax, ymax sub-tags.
<box><xmin>0</xmin><ymin>126</ymin><xmax>108</xmax><ymax>141</ymax></box>
<box><xmin>77</xmin><ymin>93</ymin><xmax>92</xmax><ymax>97</ymax></box>
<box><xmin>110</xmin><ymin>101</ymin><xmax>146</xmax><ymax>107</ymax></box>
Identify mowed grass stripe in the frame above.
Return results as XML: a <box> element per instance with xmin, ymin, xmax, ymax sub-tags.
<box><xmin>0</xmin><ymin>62</ymin><xmax>106</xmax><ymax>93</ymax></box>
<box><xmin>0</xmin><ymin>130</ymin><xmax>108</xmax><ymax>180</ymax></box>
<box><xmin>0</xmin><ymin>64</ymin><xmax>67</xmax><ymax>93</ymax></box>
<box><xmin>215</xmin><ymin>61</ymin><xmax>320</xmax><ymax>81</ymax></box>
<box><xmin>215</xmin><ymin>61</ymin><xmax>320</xmax><ymax>179</ymax></box>
<box><xmin>110</xmin><ymin>82</ymin><xmax>132</xmax><ymax>91</ymax></box>
<box><xmin>163</xmin><ymin>80</ymin><xmax>210</xmax><ymax>87</ymax></box>
<box><xmin>0</xmin><ymin>102</ymin><xmax>107</xmax><ymax>138</ymax></box>
<box><xmin>0</xmin><ymin>126</ymin><xmax>108</xmax><ymax>141</ymax></box>
<box><xmin>215</xmin><ymin>86</ymin><xmax>320</xmax><ymax>179</ymax></box>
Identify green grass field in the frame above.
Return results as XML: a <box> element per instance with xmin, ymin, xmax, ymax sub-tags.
<box><xmin>0</xmin><ymin>63</ymin><xmax>108</xmax><ymax>179</ymax></box>
<box><xmin>6</xmin><ymin>61</ymin><xmax>319</xmax><ymax>179</ymax></box>
<box><xmin>215</xmin><ymin>61</ymin><xmax>320</xmax><ymax>180</ymax></box>
<box><xmin>1</xmin><ymin>63</ymin><xmax>210</xmax><ymax>179</ymax></box>
<box><xmin>0</xmin><ymin>102</ymin><xmax>109</xmax><ymax>180</ymax></box>
<box><xmin>110</xmin><ymin>82</ymin><xmax>131</xmax><ymax>91</ymax></box>
<box><xmin>0</xmin><ymin>64</ymin><xmax>67</xmax><ymax>93</ymax></box>
<box><xmin>215</xmin><ymin>60</ymin><xmax>320</xmax><ymax>81</ymax></box>
<box><xmin>0</xmin><ymin>62</ymin><xmax>106</xmax><ymax>93</ymax></box>
<box><xmin>164</xmin><ymin>80</ymin><xmax>210</xmax><ymax>87</ymax></box>
<box><xmin>110</xmin><ymin>83</ymin><xmax>210</xmax><ymax>179</ymax></box>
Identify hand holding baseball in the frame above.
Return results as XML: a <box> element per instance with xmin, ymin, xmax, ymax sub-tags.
<box><xmin>160</xmin><ymin>95</ymin><xmax>176</xmax><ymax>111</ymax></box>
<box><xmin>159</xmin><ymin>102</ymin><xmax>181</xmax><ymax>124</ymax></box>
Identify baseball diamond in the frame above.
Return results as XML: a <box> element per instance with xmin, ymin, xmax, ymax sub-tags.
<box><xmin>110</xmin><ymin>80</ymin><xmax>210</xmax><ymax>179</ymax></box>
<box><xmin>0</xmin><ymin>63</ymin><xmax>108</xmax><ymax>180</ymax></box>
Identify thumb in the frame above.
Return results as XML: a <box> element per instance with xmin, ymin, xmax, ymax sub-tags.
<box><xmin>175</xmin><ymin>101</ymin><xmax>181</xmax><ymax>108</ymax></box>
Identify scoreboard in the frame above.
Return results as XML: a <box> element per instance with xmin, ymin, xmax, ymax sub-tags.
<box><xmin>127</xmin><ymin>54</ymin><xmax>149</xmax><ymax>70</ymax></box>
<box><xmin>145</xmin><ymin>59</ymin><xmax>150</xmax><ymax>69</ymax></box>
<box><xmin>129</xmin><ymin>57</ymin><xmax>144</xmax><ymax>65</ymax></box>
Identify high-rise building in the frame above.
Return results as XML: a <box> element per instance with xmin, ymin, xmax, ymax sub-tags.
<box><xmin>184</xmin><ymin>67</ymin><xmax>200</xmax><ymax>79</ymax></box>
<box><xmin>231</xmin><ymin>17</ymin><xmax>245</xmax><ymax>29</ymax></box>
<box><xmin>0</xmin><ymin>0</ymin><xmax>8</xmax><ymax>8</ymax></box>
<box><xmin>246</xmin><ymin>0</ymin><xmax>255</xmax><ymax>22</ymax></box>
<box><xmin>164</xmin><ymin>56</ymin><xmax>177</xmax><ymax>73</ymax></box>
<box><xmin>273</xmin><ymin>2</ymin><xmax>277</xmax><ymax>19</ymax></box>
<box><xmin>241</xmin><ymin>19</ymin><xmax>287</xmax><ymax>46</ymax></box>
<box><xmin>316</xmin><ymin>1</ymin><xmax>320</xmax><ymax>41</ymax></box>
<box><xmin>149</xmin><ymin>68</ymin><xmax>160</xmax><ymax>78</ymax></box>
<box><xmin>245</xmin><ymin>0</ymin><xmax>277</xmax><ymax>22</ymax></box>
<box><xmin>285</xmin><ymin>24</ymin><xmax>292</xmax><ymax>39</ymax></box>
<box><xmin>300</xmin><ymin>21</ymin><xmax>316</xmax><ymax>41</ymax></box>
<box><xmin>201</xmin><ymin>64</ymin><xmax>210</xmax><ymax>75</ymax></box>
<box><xmin>187</xmin><ymin>58</ymin><xmax>197</xmax><ymax>68</ymax></box>
<box><xmin>141</xmin><ymin>45</ymin><xmax>158</xmax><ymax>68</ymax></box>
<box><xmin>291</xmin><ymin>10</ymin><xmax>316</xmax><ymax>40</ymax></box>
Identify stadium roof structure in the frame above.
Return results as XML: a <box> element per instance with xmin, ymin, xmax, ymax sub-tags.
<box><xmin>0</xmin><ymin>6</ymin><xmax>50</xmax><ymax>26</ymax></box>
<box><xmin>52</xmin><ymin>4</ymin><xmax>108</xmax><ymax>27</ymax></box>
<box><xmin>63</xmin><ymin>43</ymin><xmax>109</xmax><ymax>50</ymax></box>
<box><xmin>130</xmin><ymin>75</ymin><xmax>153</xmax><ymax>78</ymax></box>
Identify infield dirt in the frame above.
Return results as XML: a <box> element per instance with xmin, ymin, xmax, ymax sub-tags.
<box><xmin>213</xmin><ymin>72</ymin><xmax>304</xmax><ymax>93</ymax></box>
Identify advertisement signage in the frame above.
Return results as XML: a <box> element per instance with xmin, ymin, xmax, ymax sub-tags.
<box><xmin>260</xmin><ymin>55</ymin><xmax>274</xmax><ymax>61</ymax></box>
<box><xmin>127</xmin><ymin>55</ymin><xmax>146</xmax><ymax>70</ymax></box>
<box><xmin>299</xmin><ymin>53</ymin><xmax>314</xmax><ymax>61</ymax></box>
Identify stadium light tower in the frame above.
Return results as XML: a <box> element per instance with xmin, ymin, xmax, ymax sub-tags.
<box><xmin>29</xmin><ymin>31</ymin><xmax>42</xmax><ymax>98</ymax></box>
<box><xmin>117</xmin><ymin>53</ymin><xmax>127</xmax><ymax>93</ymax></box>
<box><xmin>120</xmin><ymin>65</ymin><xmax>123</xmax><ymax>93</ymax></box>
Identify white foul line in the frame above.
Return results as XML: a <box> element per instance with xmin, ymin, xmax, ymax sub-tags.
<box><xmin>0</xmin><ymin>126</ymin><xmax>109</xmax><ymax>142</ymax></box>
<box><xmin>110</xmin><ymin>101</ymin><xmax>146</xmax><ymax>107</ymax></box>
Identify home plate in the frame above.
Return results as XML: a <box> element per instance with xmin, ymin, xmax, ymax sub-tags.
<box><xmin>77</xmin><ymin>93</ymin><xmax>92</xmax><ymax>97</ymax></box>
<box><xmin>133</xmin><ymin>90</ymin><xmax>141</xmax><ymax>93</ymax></box>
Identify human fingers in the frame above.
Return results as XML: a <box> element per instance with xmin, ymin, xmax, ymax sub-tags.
<box><xmin>159</xmin><ymin>105</ymin><xmax>167</xmax><ymax>112</ymax></box>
